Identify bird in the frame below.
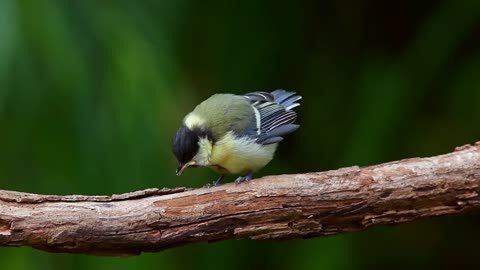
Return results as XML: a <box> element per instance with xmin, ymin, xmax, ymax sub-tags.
<box><xmin>172</xmin><ymin>89</ymin><xmax>301</xmax><ymax>187</ymax></box>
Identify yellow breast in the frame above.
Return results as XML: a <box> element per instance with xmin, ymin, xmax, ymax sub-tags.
<box><xmin>209</xmin><ymin>132</ymin><xmax>277</xmax><ymax>175</ymax></box>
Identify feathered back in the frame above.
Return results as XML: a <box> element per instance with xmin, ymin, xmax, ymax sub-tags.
<box><xmin>187</xmin><ymin>94</ymin><xmax>254</xmax><ymax>140</ymax></box>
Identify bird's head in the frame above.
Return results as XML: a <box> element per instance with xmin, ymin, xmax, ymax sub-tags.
<box><xmin>172</xmin><ymin>125</ymin><xmax>213</xmax><ymax>175</ymax></box>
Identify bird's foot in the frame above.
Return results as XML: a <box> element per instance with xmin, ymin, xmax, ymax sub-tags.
<box><xmin>234</xmin><ymin>173</ymin><xmax>253</xmax><ymax>184</ymax></box>
<box><xmin>204</xmin><ymin>175</ymin><xmax>225</xmax><ymax>188</ymax></box>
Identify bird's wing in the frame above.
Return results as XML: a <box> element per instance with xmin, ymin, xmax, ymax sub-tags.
<box><xmin>243</xmin><ymin>90</ymin><xmax>301</xmax><ymax>145</ymax></box>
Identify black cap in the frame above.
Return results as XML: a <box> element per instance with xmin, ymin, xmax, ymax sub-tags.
<box><xmin>172</xmin><ymin>125</ymin><xmax>200</xmax><ymax>168</ymax></box>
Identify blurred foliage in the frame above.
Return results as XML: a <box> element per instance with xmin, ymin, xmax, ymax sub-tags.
<box><xmin>0</xmin><ymin>0</ymin><xmax>480</xmax><ymax>269</ymax></box>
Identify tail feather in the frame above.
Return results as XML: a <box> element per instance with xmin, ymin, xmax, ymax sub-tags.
<box><xmin>272</xmin><ymin>89</ymin><xmax>296</xmax><ymax>104</ymax></box>
<box><xmin>243</xmin><ymin>89</ymin><xmax>301</xmax><ymax>145</ymax></box>
<box><xmin>271</xmin><ymin>89</ymin><xmax>302</xmax><ymax>111</ymax></box>
<box><xmin>282</xmin><ymin>95</ymin><xmax>302</xmax><ymax>110</ymax></box>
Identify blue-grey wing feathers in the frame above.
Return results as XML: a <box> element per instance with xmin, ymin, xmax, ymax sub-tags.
<box><xmin>243</xmin><ymin>89</ymin><xmax>301</xmax><ymax>145</ymax></box>
<box><xmin>243</xmin><ymin>92</ymin><xmax>274</xmax><ymax>102</ymax></box>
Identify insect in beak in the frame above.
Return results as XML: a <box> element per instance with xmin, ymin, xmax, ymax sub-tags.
<box><xmin>176</xmin><ymin>161</ymin><xmax>196</xmax><ymax>175</ymax></box>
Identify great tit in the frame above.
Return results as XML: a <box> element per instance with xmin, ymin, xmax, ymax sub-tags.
<box><xmin>172</xmin><ymin>89</ymin><xmax>301</xmax><ymax>187</ymax></box>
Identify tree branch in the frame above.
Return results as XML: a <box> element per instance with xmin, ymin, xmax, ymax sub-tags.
<box><xmin>1</xmin><ymin>142</ymin><xmax>480</xmax><ymax>256</ymax></box>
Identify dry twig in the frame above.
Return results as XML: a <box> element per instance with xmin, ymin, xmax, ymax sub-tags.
<box><xmin>1</xmin><ymin>142</ymin><xmax>480</xmax><ymax>256</ymax></box>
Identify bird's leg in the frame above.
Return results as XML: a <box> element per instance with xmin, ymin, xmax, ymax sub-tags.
<box><xmin>213</xmin><ymin>174</ymin><xmax>225</xmax><ymax>186</ymax></box>
<box><xmin>234</xmin><ymin>173</ymin><xmax>253</xmax><ymax>184</ymax></box>
<box><xmin>204</xmin><ymin>174</ymin><xmax>225</xmax><ymax>188</ymax></box>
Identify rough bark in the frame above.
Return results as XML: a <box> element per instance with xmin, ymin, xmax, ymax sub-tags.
<box><xmin>1</xmin><ymin>142</ymin><xmax>480</xmax><ymax>256</ymax></box>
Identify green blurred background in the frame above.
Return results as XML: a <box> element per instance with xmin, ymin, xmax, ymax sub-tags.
<box><xmin>1</xmin><ymin>0</ymin><xmax>480</xmax><ymax>269</ymax></box>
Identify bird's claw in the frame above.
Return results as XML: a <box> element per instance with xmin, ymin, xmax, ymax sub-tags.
<box><xmin>203</xmin><ymin>183</ymin><xmax>214</xmax><ymax>188</ymax></box>
<box><xmin>204</xmin><ymin>175</ymin><xmax>224</xmax><ymax>188</ymax></box>
<box><xmin>234</xmin><ymin>174</ymin><xmax>253</xmax><ymax>184</ymax></box>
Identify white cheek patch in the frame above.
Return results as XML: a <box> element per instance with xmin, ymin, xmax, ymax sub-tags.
<box><xmin>193</xmin><ymin>137</ymin><xmax>212</xmax><ymax>166</ymax></box>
